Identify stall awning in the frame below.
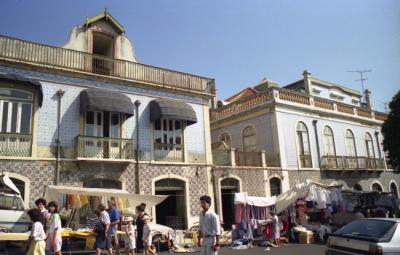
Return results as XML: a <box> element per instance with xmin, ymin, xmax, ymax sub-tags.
<box><xmin>0</xmin><ymin>73</ymin><xmax>43</xmax><ymax>107</ymax></box>
<box><xmin>80</xmin><ymin>88</ymin><xmax>134</xmax><ymax>117</ymax></box>
<box><xmin>44</xmin><ymin>185</ymin><xmax>167</xmax><ymax>211</ymax></box>
<box><xmin>149</xmin><ymin>99</ymin><xmax>197</xmax><ymax>125</ymax></box>
<box><xmin>234</xmin><ymin>192</ymin><xmax>276</xmax><ymax>207</ymax></box>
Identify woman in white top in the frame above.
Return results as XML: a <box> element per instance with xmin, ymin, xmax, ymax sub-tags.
<box><xmin>46</xmin><ymin>201</ymin><xmax>62</xmax><ymax>255</ymax></box>
<box><xmin>270</xmin><ymin>212</ymin><xmax>281</xmax><ymax>247</ymax></box>
<box><xmin>142</xmin><ymin>215</ymin><xmax>155</xmax><ymax>255</ymax></box>
<box><xmin>27</xmin><ymin>208</ymin><xmax>47</xmax><ymax>255</ymax></box>
<box><xmin>124</xmin><ymin>216</ymin><xmax>136</xmax><ymax>255</ymax></box>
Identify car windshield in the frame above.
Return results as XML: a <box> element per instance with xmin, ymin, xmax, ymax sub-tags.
<box><xmin>335</xmin><ymin>219</ymin><xmax>396</xmax><ymax>240</ymax></box>
<box><xmin>0</xmin><ymin>194</ymin><xmax>24</xmax><ymax>211</ymax></box>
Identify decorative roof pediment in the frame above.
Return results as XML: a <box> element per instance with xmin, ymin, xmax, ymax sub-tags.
<box><xmin>85</xmin><ymin>10</ymin><xmax>125</xmax><ymax>34</ymax></box>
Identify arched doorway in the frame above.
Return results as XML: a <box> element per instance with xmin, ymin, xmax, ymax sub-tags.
<box><xmin>353</xmin><ymin>184</ymin><xmax>363</xmax><ymax>191</ymax></box>
<box><xmin>371</xmin><ymin>182</ymin><xmax>383</xmax><ymax>192</ymax></box>
<box><xmin>390</xmin><ymin>182</ymin><xmax>399</xmax><ymax>199</ymax></box>
<box><xmin>220</xmin><ymin>178</ymin><xmax>240</xmax><ymax>230</ymax></box>
<box><xmin>155</xmin><ymin>178</ymin><xmax>187</xmax><ymax>229</ymax></box>
<box><xmin>83</xmin><ymin>178</ymin><xmax>122</xmax><ymax>189</ymax></box>
<box><xmin>270</xmin><ymin>177</ymin><xmax>282</xmax><ymax>196</ymax></box>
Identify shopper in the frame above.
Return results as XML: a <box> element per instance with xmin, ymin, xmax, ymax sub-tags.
<box><xmin>270</xmin><ymin>212</ymin><xmax>281</xmax><ymax>247</ymax></box>
<box><xmin>27</xmin><ymin>208</ymin><xmax>46</xmax><ymax>255</ymax></box>
<box><xmin>95</xmin><ymin>204</ymin><xmax>113</xmax><ymax>255</ymax></box>
<box><xmin>35</xmin><ymin>198</ymin><xmax>50</xmax><ymax>229</ymax></box>
<box><xmin>135</xmin><ymin>205</ymin><xmax>146</xmax><ymax>253</ymax></box>
<box><xmin>142</xmin><ymin>215</ymin><xmax>155</xmax><ymax>255</ymax></box>
<box><xmin>124</xmin><ymin>216</ymin><xmax>136</xmax><ymax>255</ymax></box>
<box><xmin>46</xmin><ymin>201</ymin><xmax>62</xmax><ymax>255</ymax></box>
<box><xmin>108</xmin><ymin>200</ymin><xmax>121</xmax><ymax>255</ymax></box>
<box><xmin>198</xmin><ymin>195</ymin><xmax>221</xmax><ymax>255</ymax></box>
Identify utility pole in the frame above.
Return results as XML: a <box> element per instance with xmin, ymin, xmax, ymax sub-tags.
<box><xmin>348</xmin><ymin>70</ymin><xmax>372</xmax><ymax>102</ymax></box>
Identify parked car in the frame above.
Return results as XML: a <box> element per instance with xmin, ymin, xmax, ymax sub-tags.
<box><xmin>326</xmin><ymin>218</ymin><xmax>400</xmax><ymax>254</ymax></box>
<box><xmin>0</xmin><ymin>192</ymin><xmax>30</xmax><ymax>232</ymax></box>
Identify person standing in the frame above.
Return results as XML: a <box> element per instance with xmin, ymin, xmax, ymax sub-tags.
<box><xmin>27</xmin><ymin>208</ymin><xmax>46</xmax><ymax>255</ymax></box>
<box><xmin>108</xmin><ymin>200</ymin><xmax>121</xmax><ymax>255</ymax></box>
<box><xmin>270</xmin><ymin>212</ymin><xmax>281</xmax><ymax>247</ymax></box>
<box><xmin>46</xmin><ymin>201</ymin><xmax>62</xmax><ymax>255</ymax></box>
<box><xmin>135</xmin><ymin>205</ymin><xmax>146</xmax><ymax>253</ymax></box>
<box><xmin>198</xmin><ymin>195</ymin><xmax>221</xmax><ymax>255</ymax></box>
<box><xmin>35</xmin><ymin>198</ymin><xmax>50</xmax><ymax>230</ymax></box>
<box><xmin>124</xmin><ymin>216</ymin><xmax>136</xmax><ymax>255</ymax></box>
<box><xmin>95</xmin><ymin>204</ymin><xmax>113</xmax><ymax>255</ymax></box>
<box><xmin>142</xmin><ymin>215</ymin><xmax>156</xmax><ymax>255</ymax></box>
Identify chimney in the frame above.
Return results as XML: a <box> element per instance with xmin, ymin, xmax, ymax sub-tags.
<box><xmin>365</xmin><ymin>89</ymin><xmax>372</xmax><ymax>109</ymax></box>
<box><xmin>303</xmin><ymin>70</ymin><xmax>312</xmax><ymax>94</ymax></box>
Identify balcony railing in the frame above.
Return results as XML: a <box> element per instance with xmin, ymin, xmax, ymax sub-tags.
<box><xmin>210</xmin><ymin>87</ymin><xmax>387</xmax><ymax>123</ymax></box>
<box><xmin>0</xmin><ymin>132</ymin><xmax>32</xmax><ymax>157</ymax></box>
<box><xmin>299</xmin><ymin>154</ymin><xmax>313</xmax><ymax>168</ymax></box>
<box><xmin>154</xmin><ymin>143</ymin><xmax>184</xmax><ymax>162</ymax></box>
<box><xmin>76</xmin><ymin>136</ymin><xmax>134</xmax><ymax>160</ymax></box>
<box><xmin>235</xmin><ymin>151</ymin><xmax>262</xmax><ymax>167</ymax></box>
<box><xmin>0</xmin><ymin>35</ymin><xmax>215</xmax><ymax>95</ymax></box>
<box><xmin>321</xmin><ymin>155</ymin><xmax>385</xmax><ymax>170</ymax></box>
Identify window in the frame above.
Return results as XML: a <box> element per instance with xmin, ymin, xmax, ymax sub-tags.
<box><xmin>270</xmin><ymin>177</ymin><xmax>282</xmax><ymax>196</ymax></box>
<box><xmin>242</xmin><ymin>126</ymin><xmax>256</xmax><ymax>152</ymax></box>
<box><xmin>154</xmin><ymin>119</ymin><xmax>183</xmax><ymax>145</ymax></box>
<box><xmin>372</xmin><ymin>183</ymin><xmax>383</xmax><ymax>192</ymax></box>
<box><xmin>83</xmin><ymin>178</ymin><xmax>122</xmax><ymax>189</ymax></box>
<box><xmin>296</xmin><ymin>122</ymin><xmax>312</xmax><ymax>168</ymax></box>
<box><xmin>323</xmin><ymin>126</ymin><xmax>336</xmax><ymax>156</ymax></box>
<box><xmin>390</xmin><ymin>183</ymin><xmax>398</xmax><ymax>199</ymax></box>
<box><xmin>0</xmin><ymin>194</ymin><xmax>24</xmax><ymax>211</ymax></box>
<box><xmin>0</xmin><ymin>88</ymin><xmax>33</xmax><ymax>134</ymax></box>
<box><xmin>345</xmin><ymin>130</ymin><xmax>357</xmax><ymax>156</ymax></box>
<box><xmin>365</xmin><ymin>133</ymin><xmax>375</xmax><ymax>158</ymax></box>
<box><xmin>84</xmin><ymin>111</ymin><xmax>121</xmax><ymax>138</ymax></box>
<box><xmin>219</xmin><ymin>133</ymin><xmax>231</xmax><ymax>147</ymax></box>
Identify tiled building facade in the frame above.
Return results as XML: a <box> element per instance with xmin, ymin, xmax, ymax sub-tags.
<box><xmin>0</xmin><ymin>11</ymin><xmax>215</xmax><ymax>228</ymax></box>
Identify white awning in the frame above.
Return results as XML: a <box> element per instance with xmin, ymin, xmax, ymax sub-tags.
<box><xmin>0</xmin><ymin>174</ymin><xmax>21</xmax><ymax>195</ymax></box>
<box><xmin>234</xmin><ymin>192</ymin><xmax>276</xmax><ymax>207</ymax></box>
<box><xmin>44</xmin><ymin>185</ymin><xmax>167</xmax><ymax>209</ymax></box>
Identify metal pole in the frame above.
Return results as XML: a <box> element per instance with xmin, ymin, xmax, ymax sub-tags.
<box><xmin>134</xmin><ymin>100</ymin><xmax>141</xmax><ymax>194</ymax></box>
<box><xmin>55</xmin><ymin>89</ymin><xmax>65</xmax><ymax>185</ymax></box>
<box><xmin>312</xmin><ymin>120</ymin><xmax>321</xmax><ymax>169</ymax></box>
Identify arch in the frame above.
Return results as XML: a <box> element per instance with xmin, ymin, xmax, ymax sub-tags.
<box><xmin>389</xmin><ymin>181</ymin><xmax>399</xmax><ymax>199</ymax></box>
<box><xmin>269</xmin><ymin>177</ymin><xmax>282</xmax><ymax>196</ymax></box>
<box><xmin>353</xmin><ymin>183</ymin><xmax>363</xmax><ymax>191</ymax></box>
<box><xmin>83</xmin><ymin>178</ymin><xmax>122</xmax><ymax>189</ymax></box>
<box><xmin>219</xmin><ymin>177</ymin><xmax>240</xmax><ymax>230</ymax></box>
<box><xmin>219</xmin><ymin>132</ymin><xmax>232</xmax><ymax>147</ymax></box>
<box><xmin>296</xmin><ymin>122</ymin><xmax>312</xmax><ymax>168</ymax></box>
<box><xmin>242</xmin><ymin>125</ymin><xmax>256</xmax><ymax>152</ymax></box>
<box><xmin>371</xmin><ymin>181</ymin><xmax>383</xmax><ymax>192</ymax></box>
<box><xmin>152</xmin><ymin>174</ymin><xmax>189</xmax><ymax>230</ymax></box>
<box><xmin>323</xmin><ymin>126</ymin><xmax>336</xmax><ymax>156</ymax></box>
<box><xmin>2</xmin><ymin>172</ymin><xmax>30</xmax><ymax>208</ymax></box>
<box><xmin>345</xmin><ymin>129</ymin><xmax>357</xmax><ymax>157</ymax></box>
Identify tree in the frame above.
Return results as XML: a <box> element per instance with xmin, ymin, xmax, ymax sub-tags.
<box><xmin>382</xmin><ymin>90</ymin><xmax>400</xmax><ymax>172</ymax></box>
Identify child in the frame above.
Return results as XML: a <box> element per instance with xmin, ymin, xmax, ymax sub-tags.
<box><xmin>124</xmin><ymin>216</ymin><xmax>136</xmax><ymax>255</ymax></box>
<box><xmin>142</xmin><ymin>215</ymin><xmax>156</xmax><ymax>255</ymax></box>
<box><xmin>46</xmin><ymin>201</ymin><xmax>62</xmax><ymax>255</ymax></box>
<box><xmin>27</xmin><ymin>208</ymin><xmax>46</xmax><ymax>255</ymax></box>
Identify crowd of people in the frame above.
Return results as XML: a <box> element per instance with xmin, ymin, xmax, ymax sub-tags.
<box><xmin>25</xmin><ymin>195</ymin><xmax>222</xmax><ymax>255</ymax></box>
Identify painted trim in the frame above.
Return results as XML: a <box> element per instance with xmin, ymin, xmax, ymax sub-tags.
<box><xmin>2</xmin><ymin>172</ymin><xmax>30</xmax><ymax>208</ymax></box>
<box><xmin>151</xmin><ymin>174</ymin><xmax>190</xmax><ymax>229</ymax></box>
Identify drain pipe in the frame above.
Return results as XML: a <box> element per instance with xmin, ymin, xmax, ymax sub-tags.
<box><xmin>312</xmin><ymin>120</ymin><xmax>321</xmax><ymax>169</ymax></box>
<box><xmin>55</xmin><ymin>89</ymin><xmax>65</xmax><ymax>185</ymax></box>
<box><xmin>211</xmin><ymin>166</ymin><xmax>219</xmax><ymax>214</ymax></box>
<box><xmin>134</xmin><ymin>100</ymin><xmax>141</xmax><ymax>194</ymax></box>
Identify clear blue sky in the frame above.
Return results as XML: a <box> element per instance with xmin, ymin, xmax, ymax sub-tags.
<box><xmin>0</xmin><ymin>0</ymin><xmax>399</xmax><ymax>111</ymax></box>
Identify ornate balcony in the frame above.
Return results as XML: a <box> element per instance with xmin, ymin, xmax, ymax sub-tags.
<box><xmin>321</xmin><ymin>155</ymin><xmax>386</xmax><ymax>171</ymax></box>
<box><xmin>0</xmin><ymin>132</ymin><xmax>32</xmax><ymax>157</ymax></box>
<box><xmin>76</xmin><ymin>135</ymin><xmax>134</xmax><ymax>160</ymax></box>
<box><xmin>0</xmin><ymin>35</ymin><xmax>215</xmax><ymax>95</ymax></box>
<box><xmin>153</xmin><ymin>143</ymin><xmax>184</xmax><ymax>162</ymax></box>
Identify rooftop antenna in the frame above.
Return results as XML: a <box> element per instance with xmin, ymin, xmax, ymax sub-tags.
<box><xmin>348</xmin><ymin>70</ymin><xmax>372</xmax><ymax>102</ymax></box>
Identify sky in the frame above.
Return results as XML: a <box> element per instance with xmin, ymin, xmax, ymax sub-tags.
<box><xmin>0</xmin><ymin>0</ymin><xmax>399</xmax><ymax>112</ymax></box>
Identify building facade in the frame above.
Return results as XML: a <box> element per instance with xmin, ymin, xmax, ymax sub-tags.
<box><xmin>210</xmin><ymin>71</ymin><xmax>400</xmax><ymax>228</ymax></box>
<box><xmin>0</xmin><ymin>11</ymin><xmax>216</xmax><ymax>229</ymax></box>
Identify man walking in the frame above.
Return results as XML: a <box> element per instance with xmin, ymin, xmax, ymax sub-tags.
<box><xmin>108</xmin><ymin>200</ymin><xmax>120</xmax><ymax>255</ymax></box>
<box><xmin>198</xmin><ymin>195</ymin><xmax>221</xmax><ymax>255</ymax></box>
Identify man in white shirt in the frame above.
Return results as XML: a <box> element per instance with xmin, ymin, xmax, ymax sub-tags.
<box><xmin>198</xmin><ymin>195</ymin><xmax>221</xmax><ymax>255</ymax></box>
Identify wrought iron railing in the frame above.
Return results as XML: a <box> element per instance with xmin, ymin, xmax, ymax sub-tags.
<box><xmin>321</xmin><ymin>155</ymin><xmax>385</xmax><ymax>170</ymax></box>
<box><xmin>235</xmin><ymin>151</ymin><xmax>262</xmax><ymax>167</ymax></box>
<box><xmin>154</xmin><ymin>143</ymin><xmax>184</xmax><ymax>162</ymax></box>
<box><xmin>76</xmin><ymin>135</ymin><xmax>134</xmax><ymax>159</ymax></box>
<box><xmin>0</xmin><ymin>35</ymin><xmax>215</xmax><ymax>95</ymax></box>
<box><xmin>0</xmin><ymin>132</ymin><xmax>32</xmax><ymax>157</ymax></box>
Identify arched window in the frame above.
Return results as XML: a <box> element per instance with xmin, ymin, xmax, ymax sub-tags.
<box><xmin>323</xmin><ymin>126</ymin><xmax>336</xmax><ymax>156</ymax></box>
<box><xmin>345</xmin><ymin>130</ymin><xmax>357</xmax><ymax>157</ymax></box>
<box><xmin>219</xmin><ymin>133</ymin><xmax>231</xmax><ymax>147</ymax></box>
<box><xmin>371</xmin><ymin>182</ymin><xmax>383</xmax><ymax>192</ymax></box>
<box><xmin>296</xmin><ymin>122</ymin><xmax>312</xmax><ymax>168</ymax></box>
<box><xmin>353</xmin><ymin>184</ymin><xmax>363</xmax><ymax>191</ymax></box>
<box><xmin>390</xmin><ymin>182</ymin><xmax>399</xmax><ymax>199</ymax></box>
<box><xmin>270</xmin><ymin>177</ymin><xmax>282</xmax><ymax>196</ymax></box>
<box><xmin>242</xmin><ymin>126</ymin><xmax>256</xmax><ymax>152</ymax></box>
<box><xmin>83</xmin><ymin>178</ymin><xmax>122</xmax><ymax>189</ymax></box>
<box><xmin>365</xmin><ymin>133</ymin><xmax>375</xmax><ymax>158</ymax></box>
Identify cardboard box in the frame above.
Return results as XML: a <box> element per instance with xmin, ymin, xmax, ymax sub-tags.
<box><xmin>299</xmin><ymin>231</ymin><xmax>314</xmax><ymax>244</ymax></box>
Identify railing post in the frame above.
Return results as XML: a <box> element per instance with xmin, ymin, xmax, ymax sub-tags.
<box><xmin>230</xmin><ymin>148</ymin><xmax>236</xmax><ymax>167</ymax></box>
<box><xmin>261</xmin><ymin>150</ymin><xmax>267</xmax><ymax>167</ymax></box>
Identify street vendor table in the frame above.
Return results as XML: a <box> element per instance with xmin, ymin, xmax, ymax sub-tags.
<box><xmin>0</xmin><ymin>230</ymin><xmax>126</xmax><ymax>241</ymax></box>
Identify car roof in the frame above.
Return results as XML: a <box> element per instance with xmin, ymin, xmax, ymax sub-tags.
<box><xmin>360</xmin><ymin>218</ymin><xmax>400</xmax><ymax>223</ymax></box>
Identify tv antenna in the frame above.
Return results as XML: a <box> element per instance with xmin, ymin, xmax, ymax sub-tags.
<box><xmin>348</xmin><ymin>70</ymin><xmax>372</xmax><ymax>101</ymax></box>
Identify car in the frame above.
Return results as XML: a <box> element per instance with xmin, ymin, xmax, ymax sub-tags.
<box><xmin>326</xmin><ymin>218</ymin><xmax>400</xmax><ymax>255</ymax></box>
<box><xmin>0</xmin><ymin>192</ymin><xmax>31</xmax><ymax>233</ymax></box>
